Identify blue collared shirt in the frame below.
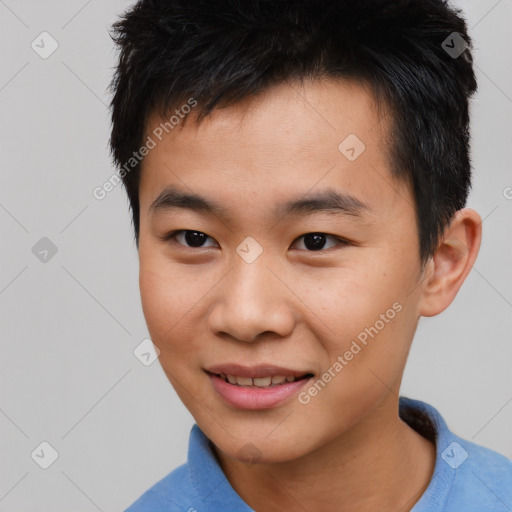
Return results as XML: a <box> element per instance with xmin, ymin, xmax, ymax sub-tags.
<box><xmin>124</xmin><ymin>396</ymin><xmax>512</xmax><ymax>511</ymax></box>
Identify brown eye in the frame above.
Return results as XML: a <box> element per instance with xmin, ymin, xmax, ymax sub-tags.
<box><xmin>292</xmin><ymin>233</ymin><xmax>348</xmax><ymax>251</ymax></box>
<box><xmin>163</xmin><ymin>230</ymin><xmax>217</xmax><ymax>248</ymax></box>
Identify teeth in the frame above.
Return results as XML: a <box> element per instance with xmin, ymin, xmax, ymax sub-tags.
<box><xmin>253</xmin><ymin>377</ymin><xmax>272</xmax><ymax>387</ymax></box>
<box><xmin>221</xmin><ymin>374</ymin><xmax>300</xmax><ymax>387</ymax></box>
<box><xmin>236</xmin><ymin>376</ymin><xmax>253</xmax><ymax>386</ymax></box>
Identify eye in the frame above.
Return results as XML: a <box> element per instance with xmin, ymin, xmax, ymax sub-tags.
<box><xmin>291</xmin><ymin>232</ymin><xmax>349</xmax><ymax>252</ymax></box>
<box><xmin>161</xmin><ymin>230</ymin><xmax>349</xmax><ymax>252</ymax></box>
<box><xmin>161</xmin><ymin>230</ymin><xmax>218</xmax><ymax>248</ymax></box>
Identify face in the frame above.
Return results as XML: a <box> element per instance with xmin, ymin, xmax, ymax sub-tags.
<box><xmin>138</xmin><ymin>78</ymin><xmax>426</xmax><ymax>463</ymax></box>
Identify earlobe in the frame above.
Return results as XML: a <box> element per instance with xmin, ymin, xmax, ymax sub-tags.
<box><xmin>418</xmin><ymin>208</ymin><xmax>482</xmax><ymax>317</ymax></box>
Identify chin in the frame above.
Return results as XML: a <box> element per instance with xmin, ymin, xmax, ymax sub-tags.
<box><xmin>206</xmin><ymin>425</ymin><xmax>311</xmax><ymax>465</ymax></box>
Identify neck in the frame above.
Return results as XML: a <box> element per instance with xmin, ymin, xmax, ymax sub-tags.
<box><xmin>214</xmin><ymin>393</ymin><xmax>436</xmax><ymax>512</ymax></box>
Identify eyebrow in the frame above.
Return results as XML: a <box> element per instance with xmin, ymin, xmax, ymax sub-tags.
<box><xmin>149</xmin><ymin>185</ymin><xmax>373</xmax><ymax>221</ymax></box>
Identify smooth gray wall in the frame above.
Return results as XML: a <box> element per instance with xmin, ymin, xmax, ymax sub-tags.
<box><xmin>0</xmin><ymin>1</ymin><xmax>510</xmax><ymax>510</ymax></box>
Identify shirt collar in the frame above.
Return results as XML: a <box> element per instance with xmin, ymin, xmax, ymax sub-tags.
<box><xmin>188</xmin><ymin>423</ymin><xmax>253</xmax><ymax>511</ymax></box>
<box><xmin>399</xmin><ymin>396</ymin><xmax>457</xmax><ymax>511</ymax></box>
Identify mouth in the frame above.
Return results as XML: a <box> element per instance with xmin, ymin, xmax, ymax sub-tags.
<box><xmin>208</xmin><ymin>372</ymin><xmax>313</xmax><ymax>388</ymax></box>
<box><xmin>205</xmin><ymin>364</ymin><xmax>315</xmax><ymax>409</ymax></box>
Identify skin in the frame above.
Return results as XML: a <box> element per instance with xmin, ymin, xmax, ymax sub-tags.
<box><xmin>137</xmin><ymin>77</ymin><xmax>482</xmax><ymax>512</ymax></box>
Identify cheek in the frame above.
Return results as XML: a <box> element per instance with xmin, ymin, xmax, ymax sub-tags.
<box><xmin>138</xmin><ymin>248</ymin><xmax>200</xmax><ymax>352</ymax></box>
<box><xmin>306</xmin><ymin>268</ymin><xmax>388</xmax><ymax>332</ymax></box>
<box><xmin>138</xmin><ymin>252</ymin><xmax>214</xmax><ymax>411</ymax></box>
<box><xmin>305</xmin><ymin>261</ymin><xmax>414</xmax><ymax>368</ymax></box>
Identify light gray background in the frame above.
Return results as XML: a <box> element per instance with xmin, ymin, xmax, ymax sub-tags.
<box><xmin>0</xmin><ymin>1</ymin><xmax>510</xmax><ymax>510</ymax></box>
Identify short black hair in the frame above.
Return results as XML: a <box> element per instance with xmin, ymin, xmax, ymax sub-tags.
<box><xmin>108</xmin><ymin>0</ymin><xmax>477</xmax><ymax>267</ymax></box>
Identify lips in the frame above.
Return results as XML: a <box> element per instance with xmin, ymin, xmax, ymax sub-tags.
<box><xmin>205</xmin><ymin>364</ymin><xmax>314</xmax><ymax>409</ymax></box>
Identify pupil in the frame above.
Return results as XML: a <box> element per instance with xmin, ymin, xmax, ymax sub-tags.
<box><xmin>185</xmin><ymin>231</ymin><xmax>207</xmax><ymax>247</ymax></box>
<box><xmin>304</xmin><ymin>233</ymin><xmax>326</xmax><ymax>251</ymax></box>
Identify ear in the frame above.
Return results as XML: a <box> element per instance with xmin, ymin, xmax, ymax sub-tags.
<box><xmin>417</xmin><ymin>208</ymin><xmax>482</xmax><ymax>317</ymax></box>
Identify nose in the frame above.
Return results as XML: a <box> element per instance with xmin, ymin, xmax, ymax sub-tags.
<box><xmin>207</xmin><ymin>257</ymin><xmax>296</xmax><ymax>343</ymax></box>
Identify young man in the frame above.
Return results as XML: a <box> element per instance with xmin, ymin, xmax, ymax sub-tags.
<box><xmin>108</xmin><ymin>1</ymin><xmax>512</xmax><ymax>510</ymax></box>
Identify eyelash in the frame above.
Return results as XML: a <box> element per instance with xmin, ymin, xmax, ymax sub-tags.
<box><xmin>160</xmin><ymin>230</ymin><xmax>350</xmax><ymax>252</ymax></box>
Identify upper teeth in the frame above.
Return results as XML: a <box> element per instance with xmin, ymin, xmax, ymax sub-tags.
<box><xmin>221</xmin><ymin>374</ymin><xmax>298</xmax><ymax>387</ymax></box>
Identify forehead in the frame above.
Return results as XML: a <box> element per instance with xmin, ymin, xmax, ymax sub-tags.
<box><xmin>144</xmin><ymin>77</ymin><xmax>386</xmax><ymax>156</ymax></box>
<box><xmin>139</xmin><ymin>77</ymin><xmax>408</xmax><ymax>223</ymax></box>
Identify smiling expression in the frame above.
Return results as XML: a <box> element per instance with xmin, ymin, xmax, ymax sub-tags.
<box><xmin>137</xmin><ymin>77</ymin><xmax>428</xmax><ymax>462</ymax></box>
